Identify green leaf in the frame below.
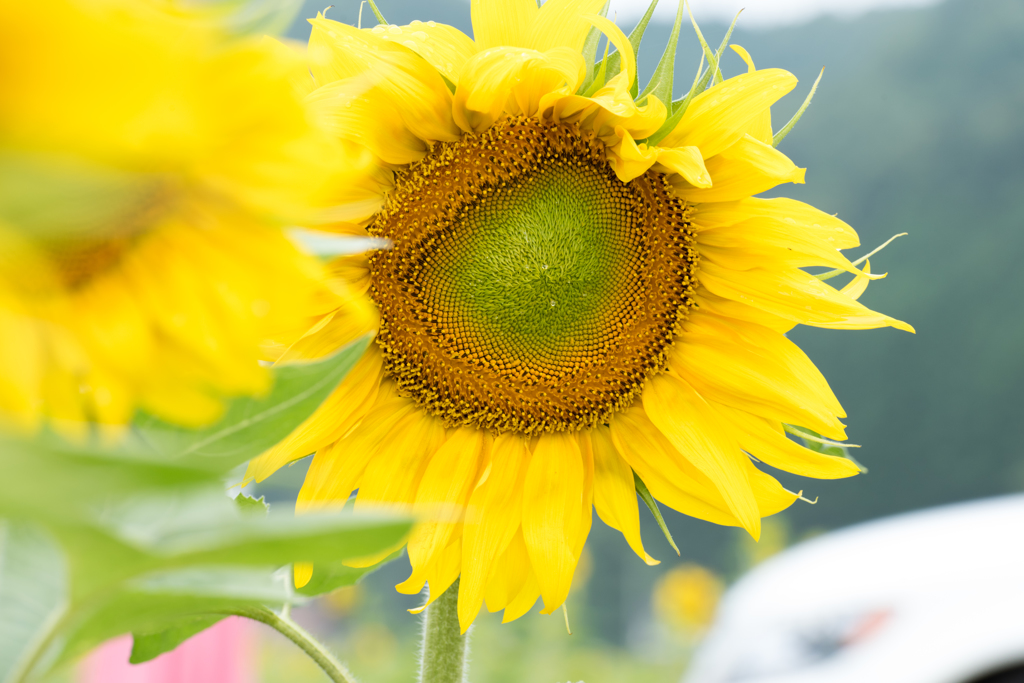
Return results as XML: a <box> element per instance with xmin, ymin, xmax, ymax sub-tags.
<box><xmin>129</xmin><ymin>615</ymin><xmax>224</xmax><ymax>664</ymax></box>
<box><xmin>637</xmin><ymin>0</ymin><xmax>684</xmax><ymax>107</ymax></box>
<box><xmin>0</xmin><ymin>521</ymin><xmax>68</xmax><ymax>683</ymax></box>
<box><xmin>773</xmin><ymin>67</ymin><xmax>825</xmax><ymax>147</ymax></box>
<box><xmin>235</xmin><ymin>494</ymin><xmax>269</xmax><ymax>516</ymax></box>
<box><xmin>62</xmin><ymin>568</ymin><xmax>293</xmax><ymax>662</ymax></box>
<box><xmin>595</xmin><ymin>0</ymin><xmax>660</xmax><ymax>91</ymax></box>
<box><xmin>647</xmin><ymin>6</ymin><xmax>740</xmax><ymax>145</ymax></box>
<box><xmin>633</xmin><ymin>472</ymin><xmax>680</xmax><ymax>556</ymax></box>
<box><xmin>130</xmin><ymin>335</ymin><xmax>371</xmax><ymax>471</ymax></box>
<box><xmin>296</xmin><ymin>549</ymin><xmax>403</xmax><ymax>597</ymax></box>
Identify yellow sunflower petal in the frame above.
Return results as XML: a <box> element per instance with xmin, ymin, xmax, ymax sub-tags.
<box><xmin>653</xmin><ymin>145</ymin><xmax>712</xmax><ymax>188</ymax></box>
<box><xmin>459</xmin><ymin>433</ymin><xmax>531</xmax><ymax>632</ymax></box>
<box><xmin>590</xmin><ymin>427</ymin><xmax>659</xmax><ymax>565</ymax></box>
<box><xmin>729</xmin><ymin>45</ymin><xmax>773</xmax><ymax>145</ymax></box>
<box><xmin>611</xmin><ymin>407</ymin><xmax>739</xmax><ymax>527</ymax></box>
<box><xmin>244</xmin><ymin>348</ymin><xmax>383</xmax><ymax>484</ymax></box>
<box><xmin>529</xmin><ymin>0</ymin><xmax>608</xmax><ymax>54</ymax></box>
<box><xmin>699</xmin><ymin>259</ymin><xmax>915</xmax><ymax>332</ymax></box>
<box><xmin>295</xmin><ymin>394</ymin><xmax>418</xmax><ymax>512</ymax></box>
<box><xmin>501</xmin><ymin>564</ymin><xmax>542</xmax><ymax>623</ymax></box>
<box><xmin>643</xmin><ymin>374</ymin><xmax>761</xmax><ymax>538</ymax></box>
<box><xmin>661</xmin><ymin>68</ymin><xmax>797</xmax><ymax>158</ymax></box>
<box><xmin>485</xmin><ymin>527</ymin><xmax>531</xmax><ymax>613</ymax></box>
<box><xmin>671</xmin><ymin>320</ymin><xmax>848</xmax><ymax>440</ymax></box>
<box><xmin>672</xmin><ymin>135</ymin><xmax>806</xmax><ymax>203</ymax></box>
<box><xmin>522</xmin><ymin>431</ymin><xmax>584</xmax><ymax>615</ymax></box>
<box><xmin>693</xmin><ymin>196</ymin><xmax>859</xmax><ymax>249</ymax></box>
<box><xmin>716</xmin><ymin>403</ymin><xmax>861</xmax><ymax>479</ymax></box>
<box><xmin>454</xmin><ymin>47</ymin><xmax>585</xmax><ymax>132</ymax></box>
<box><xmin>471</xmin><ymin>0</ymin><xmax>538</xmax><ymax>50</ymax></box>
<box><xmin>355</xmin><ymin>411</ymin><xmax>446</xmax><ymax>509</ymax></box>
<box><xmin>365</xmin><ymin>21</ymin><xmax>478</xmax><ymax>85</ymax></box>
<box><xmin>308</xmin><ymin>16</ymin><xmax>459</xmax><ymax>144</ymax></box>
<box><xmin>405</xmin><ymin>427</ymin><xmax>488</xmax><ymax>583</ymax></box>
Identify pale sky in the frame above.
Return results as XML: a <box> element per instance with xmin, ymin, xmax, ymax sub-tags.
<box><xmin>609</xmin><ymin>0</ymin><xmax>942</xmax><ymax>27</ymax></box>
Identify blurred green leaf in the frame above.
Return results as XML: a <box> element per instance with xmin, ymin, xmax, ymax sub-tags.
<box><xmin>296</xmin><ymin>549</ymin><xmax>403</xmax><ymax>597</ymax></box>
<box><xmin>0</xmin><ymin>522</ymin><xmax>68</xmax><ymax>683</ymax></box>
<box><xmin>130</xmin><ymin>336</ymin><xmax>370</xmax><ymax>471</ymax></box>
<box><xmin>129</xmin><ymin>615</ymin><xmax>224</xmax><ymax>664</ymax></box>
<box><xmin>235</xmin><ymin>494</ymin><xmax>269</xmax><ymax>516</ymax></box>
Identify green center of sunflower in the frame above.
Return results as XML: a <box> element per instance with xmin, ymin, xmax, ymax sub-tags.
<box><xmin>368</xmin><ymin>117</ymin><xmax>698</xmax><ymax>433</ymax></box>
<box><xmin>420</xmin><ymin>160</ymin><xmax>642</xmax><ymax>382</ymax></box>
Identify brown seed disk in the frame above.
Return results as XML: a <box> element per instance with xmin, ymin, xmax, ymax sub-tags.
<box><xmin>367</xmin><ymin>116</ymin><xmax>698</xmax><ymax>434</ymax></box>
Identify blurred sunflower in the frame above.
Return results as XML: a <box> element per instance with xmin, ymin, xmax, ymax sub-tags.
<box><xmin>245</xmin><ymin>0</ymin><xmax>913</xmax><ymax>631</ymax></box>
<box><xmin>0</xmin><ymin>0</ymin><xmax>373</xmax><ymax>438</ymax></box>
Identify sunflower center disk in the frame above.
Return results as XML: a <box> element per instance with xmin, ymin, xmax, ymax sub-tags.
<box><xmin>369</xmin><ymin>117</ymin><xmax>698</xmax><ymax>433</ymax></box>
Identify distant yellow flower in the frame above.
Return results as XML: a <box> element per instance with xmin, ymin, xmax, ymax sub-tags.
<box><xmin>653</xmin><ymin>564</ymin><xmax>725</xmax><ymax>634</ymax></box>
<box><xmin>246</xmin><ymin>0</ymin><xmax>913</xmax><ymax>631</ymax></box>
<box><xmin>0</xmin><ymin>0</ymin><xmax>373</xmax><ymax>437</ymax></box>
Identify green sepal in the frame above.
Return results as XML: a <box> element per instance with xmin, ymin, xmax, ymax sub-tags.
<box><xmin>634</xmin><ymin>471</ymin><xmax>680</xmax><ymax>556</ymax></box>
<box><xmin>128</xmin><ymin>335</ymin><xmax>371</xmax><ymax>471</ymax></box>
<box><xmin>784</xmin><ymin>425</ymin><xmax>868</xmax><ymax>473</ymax></box>
<box><xmin>815</xmin><ymin>232</ymin><xmax>909</xmax><ymax>282</ymax></box>
<box><xmin>235</xmin><ymin>494</ymin><xmax>270</xmax><ymax>516</ymax></box>
<box><xmin>773</xmin><ymin>67</ymin><xmax>824</xmax><ymax>147</ymax></box>
<box><xmin>577</xmin><ymin>2</ymin><xmax>611</xmax><ymax>94</ymax></box>
<box><xmin>367</xmin><ymin>0</ymin><xmax>387</xmax><ymax>25</ymax></box>
<box><xmin>637</xmin><ymin>0</ymin><xmax>685</xmax><ymax>107</ymax></box>
<box><xmin>593</xmin><ymin>0</ymin><xmax>660</xmax><ymax>93</ymax></box>
<box><xmin>130</xmin><ymin>615</ymin><xmax>225</xmax><ymax>664</ymax></box>
<box><xmin>646</xmin><ymin>7</ymin><xmax>740</xmax><ymax>145</ymax></box>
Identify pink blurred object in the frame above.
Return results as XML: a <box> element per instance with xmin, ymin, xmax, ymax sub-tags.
<box><xmin>78</xmin><ymin>617</ymin><xmax>256</xmax><ymax>683</ymax></box>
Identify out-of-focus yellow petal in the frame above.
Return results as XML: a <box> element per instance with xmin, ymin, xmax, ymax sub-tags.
<box><xmin>590</xmin><ymin>427</ymin><xmax>659</xmax><ymax>565</ymax></box>
<box><xmin>471</xmin><ymin>0</ymin><xmax>538</xmax><ymax>49</ymax></box>
<box><xmin>522</xmin><ymin>432</ymin><xmax>583</xmax><ymax>615</ymax></box>
<box><xmin>529</xmin><ymin>0</ymin><xmax>608</xmax><ymax>53</ymax></box>
<box><xmin>306</xmin><ymin>79</ymin><xmax>430</xmax><ymax>166</ymax></box>
<box><xmin>642</xmin><ymin>374</ymin><xmax>762</xmax><ymax>539</ymax></box>
<box><xmin>672</xmin><ymin>135</ymin><xmax>805</xmax><ymax>203</ymax></box>
<box><xmin>459</xmin><ymin>433</ymin><xmax>531</xmax><ymax>632</ymax></box>
<box><xmin>661</xmin><ymin>69</ymin><xmax>797</xmax><ymax>158</ymax></box>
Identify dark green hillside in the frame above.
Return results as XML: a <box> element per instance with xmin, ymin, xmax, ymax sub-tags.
<box><xmin>284</xmin><ymin>0</ymin><xmax>1024</xmax><ymax>644</ymax></box>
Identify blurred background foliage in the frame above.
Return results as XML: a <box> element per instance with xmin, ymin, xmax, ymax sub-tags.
<box><xmin>238</xmin><ymin>0</ymin><xmax>1024</xmax><ymax>680</ymax></box>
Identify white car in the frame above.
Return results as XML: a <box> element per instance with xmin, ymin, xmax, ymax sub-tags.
<box><xmin>684</xmin><ymin>494</ymin><xmax>1024</xmax><ymax>683</ymax></box>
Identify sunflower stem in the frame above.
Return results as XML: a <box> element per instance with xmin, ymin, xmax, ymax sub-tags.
<box><xmin>230</xmin><ymin>605</ymin><xmax>358</xmax><ymax>683</ymax></box>
<box><xmin>419</xmin><ymin>579</ymin><xmax>471</xmax><ymax>683</ymax></box>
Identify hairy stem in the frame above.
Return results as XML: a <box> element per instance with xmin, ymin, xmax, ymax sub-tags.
<box><xmin>418</xmin><ymin>579</ymin><xmax>471</xmax><ymax>683</ymax></box>
<box><xmin>230</xmin><ymin>605</ymin><xmax>358</xmax><ymax>683</ymax></box>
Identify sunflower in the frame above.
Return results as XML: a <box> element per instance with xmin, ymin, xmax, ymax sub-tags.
<box><xmin>0</xmin><ymin>0</ymin><xmax>373</xmax><ymax>437</ymax></box>
<box><xmin>245</xmin><ymin>0</ymin><xmax>913</xmax><ymax>631</ymax></box>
